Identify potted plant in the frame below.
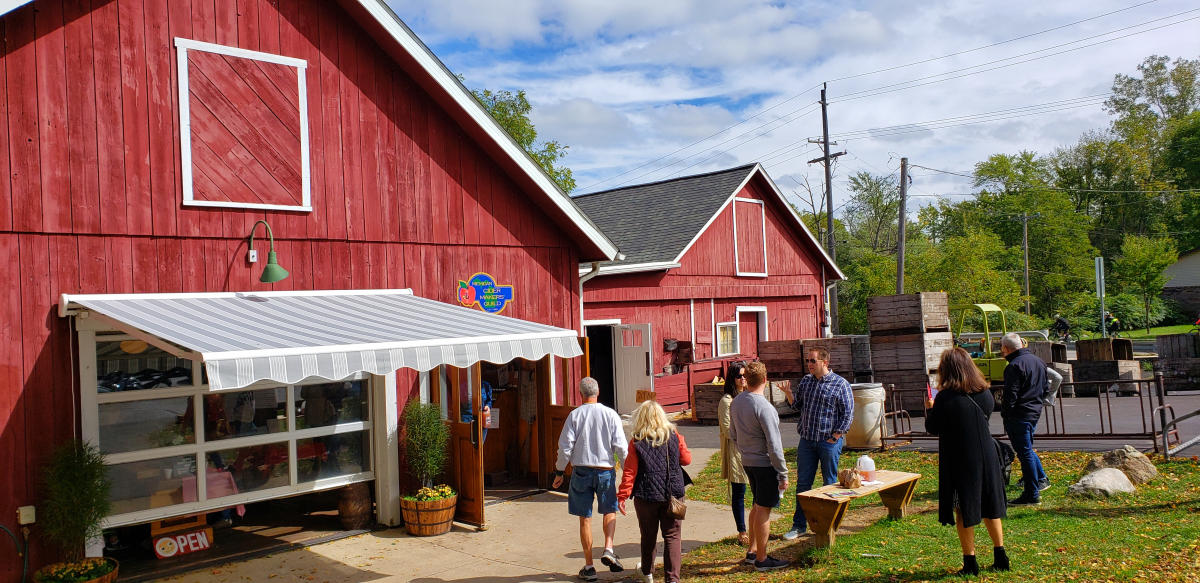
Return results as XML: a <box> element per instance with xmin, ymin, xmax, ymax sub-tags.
<box><xmin>399</xmin><ymin>402</ymin><xmax>456</xmax><ymax>536</ymax></box>
<box><xmin>34</xmin><ymin>440</ymin><xmax>118</xmax><ymax>583</ymax></box>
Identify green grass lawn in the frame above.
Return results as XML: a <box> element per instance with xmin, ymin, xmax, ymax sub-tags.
<box><xmin>1078</xmin><ymin>324</ymin><xmax>1195</xmax><ymax>340</ymax></box>
<box><xmin>682</xmin><ymin>449</ymin><xmax>1200</xmax><ymax>582</ymax></box>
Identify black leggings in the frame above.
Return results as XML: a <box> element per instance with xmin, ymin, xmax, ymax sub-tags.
<box><xmin>731</xmin><ymin>482</ymin><xmax>747</xmax><ymax>532</ymax></box>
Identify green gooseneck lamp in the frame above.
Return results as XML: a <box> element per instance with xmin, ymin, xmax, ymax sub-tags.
<box><xmin>247</xmin><ymin>219</ymin><xmax>289</xmax><ymax>283</ymax></box>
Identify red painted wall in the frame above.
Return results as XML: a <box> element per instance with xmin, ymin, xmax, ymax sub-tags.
<box><xmin>583</xmin><ymin>173</ymin><xmax>826</xmax><ymax>372</ymax></box>
<box><xmin>0</xmin><ymin>1</ymin><xmax>583</xmax><ymax>578</ymax></box>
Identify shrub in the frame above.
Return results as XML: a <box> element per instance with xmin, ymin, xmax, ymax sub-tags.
<box><xmin>402</xmin><ymin>402</ymin><xmax>449</xmax><ymax>489</ymax></box>
<box><xmin>39</xmin><ymin>441</ymin><xmax>111</xmax><ymax>564</ymax></box>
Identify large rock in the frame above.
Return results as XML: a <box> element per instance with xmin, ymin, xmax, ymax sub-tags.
<box><xmin>1068</xmin><ymin>468</ymin><xmax>1136</xmax><ymax>497</ymax></box>
<box><xmin>1082</xmin><ymin>445</ymin><xmax>1158</xmax><ymax>485</ymax></box>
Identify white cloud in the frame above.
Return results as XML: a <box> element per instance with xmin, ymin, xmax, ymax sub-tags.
<box><xmin>387</xmin><ymin>0</ymin><xmax>1200</xmax><ymax>202</ymax></box>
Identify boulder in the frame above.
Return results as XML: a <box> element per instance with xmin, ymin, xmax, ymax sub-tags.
<box><xmin>1081</xmin><ymin>445</ymin><xmax>1158</xmax><ymax>485</ymax></box>
<box><xmin>1068</xmin><ymin>468</ymin><xmax>1136</xmax><ymax>497</ymax></box>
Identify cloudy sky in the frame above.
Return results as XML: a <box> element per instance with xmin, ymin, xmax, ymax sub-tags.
<box><xmin>386</xmin><ymin>0</ymin><xmax>1199</xmax><ymax>213</ymax></box>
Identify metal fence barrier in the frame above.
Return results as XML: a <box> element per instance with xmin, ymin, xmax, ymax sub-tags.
<box><xmin>880</xmin><ymin>372</ymin><xmax>1193</xmax><ymax>456</ymax></box>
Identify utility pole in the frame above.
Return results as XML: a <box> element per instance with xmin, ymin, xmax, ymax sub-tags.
<box><xmin>897</xmin><ymin>157</ymin><xmax>908</xmax><ymax>294</ymax></box>
<box><xmin>1022</xmin><ymin>213</ymin><xmax>1031</xmax><ymax>315</ymax></box>
<box><xmin>808</xmin><ymin>83</ymin><xmax>846</xmax><ymax>334</ymax></box>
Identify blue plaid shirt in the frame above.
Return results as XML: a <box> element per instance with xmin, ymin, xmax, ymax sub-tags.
<box><xmin>789</xmin><ymin>371</ymin><xmax>854</xmax><ymax>442</ymax></box>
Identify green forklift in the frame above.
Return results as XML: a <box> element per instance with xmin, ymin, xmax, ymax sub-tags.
<box><xmin>951</xmin><ymin>303</ymin><xmax>1009</xmax><ymax>385</ymax></box>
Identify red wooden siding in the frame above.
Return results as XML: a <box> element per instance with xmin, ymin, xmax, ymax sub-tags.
<box><xmin>734</xmin><ymin>199</ymin><xmax>766</xmax><ymax>274</ymax></box>
<box><xmin>0</xmin><ymin>1</ymin><xmax>587</xmax><ymax>579</ymax></box>
<box><xmin>187</xmin><ymin>49</ymin><xmax>304</xmax><ymax>207</ymax></box>
<box><xmin>583</xmin><ymin>172</ymin><xmax>830</xmax><ymax>374</ymax></box>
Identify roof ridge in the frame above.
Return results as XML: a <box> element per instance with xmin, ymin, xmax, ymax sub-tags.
<box><xmin>573</xmin><ymin>163</ymin><xmax>758</xmax><ymax>199</ymax></box>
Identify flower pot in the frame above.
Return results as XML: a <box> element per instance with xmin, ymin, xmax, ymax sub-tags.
<box><xmin>34</xmin><ymin>557</ymin><xmax>119</xmax><ymax>583</ymax></box>
<box><xmin>400</xmin><ymin>494</ymin><xmax>457</xmax><ymax>536</ymax></box>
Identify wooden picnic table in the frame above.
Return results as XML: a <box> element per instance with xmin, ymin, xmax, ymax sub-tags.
<box><xmin>796</xmin><ymin>469</ymin><xmax>921</xmax><ymax>547</ymax></box>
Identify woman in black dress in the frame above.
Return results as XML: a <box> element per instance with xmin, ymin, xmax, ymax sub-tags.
<box><xmin>925</xmin><ymin>347</ymin><xmax>1009</xmax><ymax>575</ymax></box>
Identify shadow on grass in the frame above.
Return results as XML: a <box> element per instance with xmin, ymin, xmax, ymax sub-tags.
<box><xmin>1033</xmin><ymin>498</ymin><xmax>1200</xmax><ymax>519</ymax></box>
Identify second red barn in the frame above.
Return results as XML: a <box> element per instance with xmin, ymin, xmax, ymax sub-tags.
<box><xmin>576</xmin><ymin>163</ymin><xmax>845</xmax><ymax>413</ymax></box>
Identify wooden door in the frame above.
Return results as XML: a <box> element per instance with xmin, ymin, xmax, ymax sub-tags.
<box><xmin>612</xmin><ymin>323</ymin><xmax>652</xmax><ymax>414</ymax></box>
<box><xmin>739</xmin><ymin>312</ymin><xmax>760</xmax><ymax>356</ymax></box>
<box><xmin>441</xmin><ymin>364</ymin><xmax>485</xmax><ymax>528</ymax></box>
<box><xmin>539</xmin><ymin>355</ymin><xmax>575</xmax><ymax>489</ymax></box>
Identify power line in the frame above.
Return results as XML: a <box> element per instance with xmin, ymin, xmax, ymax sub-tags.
<box><xmin>831</xmin><ymin>95</ymin><xmax>1110</xmax><ymax>142</ymax></box>
<box><xmin>831</xmin><ymin>10</ymin><xmax>1200</xmax><ymax>104</ymax></box>
<box><xmin>825</xmin><ymin>0</ymin><xmax>1162</xmax><ymax>84</ymax></box>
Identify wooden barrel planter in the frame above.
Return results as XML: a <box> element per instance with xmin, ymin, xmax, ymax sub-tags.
<box><xmin>400</xmin><ymin>494</ymin><xmax>457</xmax><ymax>536</ymax></box>
<box><xmin>338</xmin><ymin>482</ymin><xmax>373</xmax><ymax>530</ymax></box>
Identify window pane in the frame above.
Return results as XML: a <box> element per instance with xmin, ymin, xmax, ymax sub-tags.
<box><xmin>203</xmin><ymin>388</ymin><xmax>288</xmax><ymax>441</ymax></box>
<box><xmin>205</xmin><ymin>442</ymin><xmax>291</xmax><ymax>495</ymax></box>
<box><xmin>295</xmin><ymin>380</ymin><xmax>367</xmax><ymax>430</ymax></box>
<box><xmin>718</xmin><ymin>324</ymin><xmax>738</xmax><ymax>355</ymax></box>
<box><xmin>96</xmin><ymin>340</ymin><xmax>193</xmax><ymax>393</ymax></box>
<box><xmin>99</xmin><ymin>397</ymin><xmax>193</xmax><ymax>454</ymax></box>
<box><xmin>458</xmin><ymin>368</ymin><xmax>473</xmax><ymax>424</ymax></box>
<box><xmin>438</xmin><ymin>367</ymin><xmax>450</xmax><ymax>421</ymax></box>
<box><xmin>296</xmin><ymin>431</ymin><xmax>370</xmax><ymax>482</ymax></box>
<box><xmin>107</xmin><ymin>455</ymin><xmax>198</xmax><ymax>516</ymax></box>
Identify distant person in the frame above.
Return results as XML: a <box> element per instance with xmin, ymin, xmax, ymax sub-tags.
<box><xmin>925</xmin><ymin>347</ymin><xmax>1009</xmax><ymax>576</ymax></box>
<box><xmin>1050</xmin><ymin>314</ymin><xmax>1071</xmax><ymax>341</ymax></box>
<box><xmin>553</xmin><ymin>377</ymin><xmax>628</xmax><ymax>581</ymax></box>
<box><xmin>717</xmin><ymin>362</ymin><xmax>750</xmax><ymax>546</ymax></box>
<box><xmin>779</xmin><ymin>347</ymin><xmax>853</xmax><ymax>541</ymax></box>
<box><xmin>1000</xmin><ymin>332</ymin><xmax>1049</xmax><ymax>505</ymax></box>
<box><xmin>728</xmin><ymin>361</ymin><xmax>789</xmax><ymax>572</ymax></box>
<box><xmin>617</xmin><ymin>400</ymin><xmax>692</xmax><ymax>583</ymax></box>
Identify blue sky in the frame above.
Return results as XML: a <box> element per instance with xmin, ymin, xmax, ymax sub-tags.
<box><xmin>386</xmin><ymin>0</ymin><xmax>1199</xmax><ymax>213</ymax></box>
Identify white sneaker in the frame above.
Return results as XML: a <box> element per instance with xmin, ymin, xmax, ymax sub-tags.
<box><xmin>782</xmin><ymin>528</ymin><xmax>802</xmax><ymax>541</ymax></box>
<box><xmin>636</xmin><ymin>561</ymin><xmax>653</xmax><ymax>583</ymax></box>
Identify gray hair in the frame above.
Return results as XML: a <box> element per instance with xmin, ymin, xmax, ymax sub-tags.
<box><xmin>1001</xmin><ymin>332</ymin><xmax>1024</xmax><ymax>351</ymax></box>
<box><xmin>579</xmin><ymin>377</ymin><xmax>600</xmax><ymax>398</ymax></box>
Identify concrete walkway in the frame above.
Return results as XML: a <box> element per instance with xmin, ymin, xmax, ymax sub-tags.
<box><xmin>163</xmin><ymin>437</ymin><xmax>747</xmax><ymax>583</ymax></box>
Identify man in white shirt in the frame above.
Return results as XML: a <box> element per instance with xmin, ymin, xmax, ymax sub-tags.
<box><xmin>552</xmin><ymin>377</ymin><xmax>628</xmax><ymax>581</ymax></box>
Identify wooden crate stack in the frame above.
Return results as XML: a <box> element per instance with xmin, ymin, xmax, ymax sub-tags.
<box><xmin>757</xmin><ymin>340</ymin><xmax>805</xmax><ymax>377</ymax></box>
<box><xmin>867</xmin><ymin>292</ymin><xmax>952</xmax><ymax>412</ymax></box>
<box><xmin>758</xmin><ymin>337</ymin><xmax>859</xmax><ymax>379</ymax></box>
<box><xmin>1154</xmin><ymin>333</ymin><xmax>1200</xmax><ymax>393</ymax></box>
<box><xmin>1070</xmin><ymin>338</ymin><xmax>1141</xmax><ymax>396</ymax></box>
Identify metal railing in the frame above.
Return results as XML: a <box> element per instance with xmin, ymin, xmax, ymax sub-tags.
<box><xmin>880</xmin><ymin>372</ymin><xmax>1188</xmax><ymax>454</ymax></box>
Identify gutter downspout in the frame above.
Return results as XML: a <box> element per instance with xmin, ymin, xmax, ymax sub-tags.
<box><xmin>822</xmin><ymin>264</ymin><xmax>837</xmax><ymax>338</ymax></box>
<box><xmin>579</xmin><ymin>261</ymin><xmax>603</xmax><ymax>335</ymax></box>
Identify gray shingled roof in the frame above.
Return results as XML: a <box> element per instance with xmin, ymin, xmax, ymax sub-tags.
<box><xmin>573</xmin><ymin>164</ymin><xmax>757</xmax><ymax>267</ymax></box>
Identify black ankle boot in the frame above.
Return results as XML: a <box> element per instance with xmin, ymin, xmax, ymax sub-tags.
<box><xmin>992</xmin><ymin>546</ymin><xmax>1010</xmax><ymax>571</ymax></box>
<box><xmin>958</xmin><ymin>554</ymin><xmax>979</xmax><ymax>576</ymax></box>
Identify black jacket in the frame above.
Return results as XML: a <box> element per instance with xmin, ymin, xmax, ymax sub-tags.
<box><xmin>1001</xmin><ymin>347</ymin><xmax>1046</xmax><ymax>422</ymax></box>
<box><xmin>925</xmin><ymin>389</ymin><xmax>1007</xmax><ymax>526</ymax></box>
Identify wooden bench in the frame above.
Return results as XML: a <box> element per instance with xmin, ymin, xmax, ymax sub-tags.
<box><xmin>796</xmin><ymin>469</ymin><xmax>921</xmax><ymax>547</ymax></box>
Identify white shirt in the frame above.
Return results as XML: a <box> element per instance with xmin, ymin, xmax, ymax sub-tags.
<box><xmin>555</xmin><ymin>402</ymin><xmax>628</xmax><ymax>470</ymax></box>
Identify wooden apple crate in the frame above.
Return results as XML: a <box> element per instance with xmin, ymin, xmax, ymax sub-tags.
<box><xmin>867</xmin><ymin>292</ymin><xmax>951</xmax><ymax>335</ymax></box>
<box><xmin>869</xmin><ymin>332</ymin><xmax>953</xmax><ymax>373</ymax></box>
<box><xmin>1069</xmin><ymin>360</ymin><xmax>1142</xmax><ymax>396</ymax></box>
<box><xmin>1028</xmin><ymin>341</ymin><xmax>1068</xmax><ymax>364</ymax></box>
<box><xmin>1075</xmin><ymin>338</ymin><xmax>1134</xmax><ymax>361</ymax></box>
<box><xmin>1156</xmin><ymin>334</ymin><xmax>1200</xmax><ymax>359</ymax></box>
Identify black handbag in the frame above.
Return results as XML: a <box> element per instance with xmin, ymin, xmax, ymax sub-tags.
<box><xmin>967</xmin><ymin>393</ymin><xmax>1015</xmax><ymax>486</ymax></box>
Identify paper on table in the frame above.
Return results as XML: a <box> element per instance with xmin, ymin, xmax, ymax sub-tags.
<box><xmin>861</xmin><ymin>480</ymin><xmax>884</xmax><ymax>486</ymax></box>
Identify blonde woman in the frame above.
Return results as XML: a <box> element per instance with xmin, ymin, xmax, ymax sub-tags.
<box><xmin>617</xmin><ymin>400</ymin><xmax>692</xmax><ymax>583</ymax></box>
<box><xmin>718</xmin><ymin>362</ymin><xmax>750</xmax><ymax>545</ymax></box>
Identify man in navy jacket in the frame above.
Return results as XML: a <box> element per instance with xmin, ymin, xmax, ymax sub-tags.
<box><xmin>1000</xmin><ymin>333</ymin><xmax>1049</xmax><ymax>505</ymax></box>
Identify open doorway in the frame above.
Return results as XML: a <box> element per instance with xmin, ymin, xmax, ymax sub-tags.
<box><xmin>585</xmin><ymin>325</ymin><xmax>616</xmax><ymax>408</ymax></box>
<box><xmin>479</xmin><ymin>360</ymin><xmax>543</xmax><ymax>504</ymax></box>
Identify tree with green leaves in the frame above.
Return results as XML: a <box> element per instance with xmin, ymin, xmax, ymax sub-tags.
<box><xmin>1112</xmin><ymin>234</ymin><xmax>1179</xmax><ymax>334</ymax></box>
<box><xmin>470</xmin><ymin>87</ymin><xmax>576</xmax><ymax>193</ymax></box>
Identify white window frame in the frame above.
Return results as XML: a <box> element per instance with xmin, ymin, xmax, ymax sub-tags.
<box><xmin>79</xmin><ymin>329</ymin><xmax>374</xmax><ymax>529</ymax></box>
<box><xmin>715</xmin><ymin>322</ymin><xmax>739</xmax><ymax>357</ymax></box>
<box><xmin>736</xmin><ymin>306</ymin><xmax>770</xmax><ymax>343</ymax></box>
<box><xmin>175</xmin><ymin>37</ymin><xmax>312</xmax><ymax>212</ymax></box>
<box><xmin>732</xmin><ymin>197</ymin><xmax>769</xmax><ymax>277</ymax></box>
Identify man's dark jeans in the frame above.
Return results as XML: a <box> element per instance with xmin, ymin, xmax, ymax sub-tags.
<box><xmin>1004</xmin><ymin>418</ymin><xmax>1047</xmax><ymax>498</ymax></box>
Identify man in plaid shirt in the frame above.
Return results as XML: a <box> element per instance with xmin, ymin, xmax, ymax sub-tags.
<box><xmin>779</xmin><ymin>347</ymin><xmax>853</xmax><ymax>540</ymax></box>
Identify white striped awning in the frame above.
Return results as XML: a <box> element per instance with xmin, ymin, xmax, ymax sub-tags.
<box><xmin>60</xmin><ymin>289</ymin><xmax>583</xmax><ymax>391</ymax></box>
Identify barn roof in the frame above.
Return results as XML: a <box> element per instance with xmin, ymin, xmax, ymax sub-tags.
<box><xmin>0</xmin><ymin>0</ymin><xmax>619</xmax><ymax>262</ymax></box>
<box><xmin>573</xmin><ymin>163</ymin><xmax>845</xmax><ymax>279</ymax></box>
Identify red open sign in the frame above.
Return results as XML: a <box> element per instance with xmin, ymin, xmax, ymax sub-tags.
<box><xmin>153</xmin><ymin>527</ymin><xmax>214</xmax><ymax>559</ymax></box>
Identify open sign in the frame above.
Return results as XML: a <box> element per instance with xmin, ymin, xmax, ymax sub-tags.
<box><xmin>153</xmin><ymin>527</ymin><xmax>214</xmax><ymax>559</ymax></box>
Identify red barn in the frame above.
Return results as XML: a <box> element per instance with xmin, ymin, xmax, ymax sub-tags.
<box><xmin>576</xmin><ymin>164</ymin><xmax>844</xmax><ymax>412</ymax></box>
<box><xmin>0</xmin><ymin>0</ymin><xmax>617</xmax><ymax>578</ymax></box>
